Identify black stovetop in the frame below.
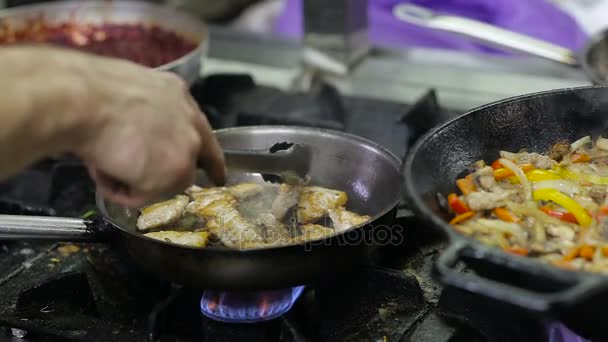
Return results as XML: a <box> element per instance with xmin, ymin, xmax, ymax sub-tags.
<box><xmin>0</xmin><ymin>74</ymin><xmax>558</xmax><ymax>341</ymax></box>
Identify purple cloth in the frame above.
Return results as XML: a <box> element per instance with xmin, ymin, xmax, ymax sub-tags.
<box><xmin>273</xmin><ymin>0</ymin><xmax>588</xmax><ymax>55</ymax></box>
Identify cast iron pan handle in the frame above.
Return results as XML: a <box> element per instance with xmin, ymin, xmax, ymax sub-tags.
<box><xmin>435</xmin><ymin>240</ymin><xmax>603</xmax><ymax>313</ymax></box>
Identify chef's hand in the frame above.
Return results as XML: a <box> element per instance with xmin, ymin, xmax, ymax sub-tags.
<box><xmin>76</xmin><ymin>54</ymin><xmax>226</xmax><ymax>207</ymax></box>
<box><xmin>0</xmin><ymin>46</ymin><xmax>226</xmax><ymax>208</ymax></box>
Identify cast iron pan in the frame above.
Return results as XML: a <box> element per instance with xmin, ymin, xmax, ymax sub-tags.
<box><xmin>404</xmin><ymin>86</ymin><xmax>608</xmax><ymax>339</ymax></box>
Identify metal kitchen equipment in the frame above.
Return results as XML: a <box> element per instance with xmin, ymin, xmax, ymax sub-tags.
<box><xmin>0</xmin><ymin>126</ymin><xmax>402</xmax><ymax>291</ymax></box>
<box><xmin>0</xmin><ymin>0</ymin><xmax>208</xmax><ymax>85</ymax></box>
<box><xmin>0</xmin><ymin>73</ymin><xmax>584</xmax><ymax>340</ymax></box>
<box><xmin>301</xmin><ymin>0</ymin><xmax>370</xmax><ymax>76</ymax></box>
<box><xmin>404</xmin><ymin>85</ymin><xmax>608</xmax><ymax>340</ymax></box>
<box><xmin>393</xmin><ymin>3</ymin><xmax>608</xmax><ymax>85</ymax></box>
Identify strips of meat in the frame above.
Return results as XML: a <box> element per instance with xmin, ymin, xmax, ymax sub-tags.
<box><xmin>298</xmin><ymin>186</ymin><xmax>348</xmax><ymax>224</ymax></box>
<box><xmin>227</xmin><ymin>183</ymin><xmax>265</xmax><ymax>200</ymax></box>
<box><xmin>186</xmin><ymin>188</ymin><xmax>236</xmax><ymax>214</ymax></box>
<box><xmin>271</xmin><ymin>184</ymin><xmax>299</xmax><ymax>220</ymax></box>
<box><xmin>292</xmin><ymin>224</ymin><xmax>334</xmax><ymax>243</ymax></box>
<box><xmin>329</xmin><ymin>207</ymin><xmax>371</xmax><ymax>232</ymax></box>
<box><xmin>547</xmin><ymin>139</ymin><xmax>571</xmax><ymax>161</ymax></box>
<box><xmin>257</xmin><ymin>212</ymin><xmax>292</xmax><ymax>242</ymax></box>
<box><xmin>144</xmin><ymin>231</ymin><xmax>210</xmax><ymax>247</ymax></box>
<box><xmin>465</xmin><ymin>190</ymin><xmax>516</xmax><ymax>211</ymax></box>
<box><xmin>201</xmin><ymin>200</ymin><xmax>265</xmax><ymax>248</ymax></box>
<box><xmin>136</xmin><ymin>195</ymin><xmax>189</xmax><ymax>231</ymax></box>
<box><xmin>500</xmin><ymin>151</ymin><xmax>557</xmax><ymax>170</ymax></box>
<box><xmin>472</xmin><ymin>166</ymin><xmax>497</xmax><ymax>191</ymax></box>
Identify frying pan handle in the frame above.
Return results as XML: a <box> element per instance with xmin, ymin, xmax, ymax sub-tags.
<box><xmin>393</xmin><ymin>4</ymin><xmax>579</xmax><ymax>66</ymax></box>
<box><xmin>0</xmin><ymin>215</ymin><xmax>102</xmax><ymax>241</ymax></box>
<box><xmin>435</xmin><ymin>241</ymin><xmax>602</xmax><ymax>313</ymax></box>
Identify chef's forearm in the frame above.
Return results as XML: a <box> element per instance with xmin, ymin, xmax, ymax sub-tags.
<box><xmin>0</xmin><ymin>46</ymin><xmax>94</xmax><ymax>178</ymax></box>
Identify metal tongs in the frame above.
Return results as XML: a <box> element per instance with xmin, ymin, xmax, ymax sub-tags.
<box><xmin>221</xmin><ymin>143</ymin><xmax>312</xmax><ymax>180</ymax></box>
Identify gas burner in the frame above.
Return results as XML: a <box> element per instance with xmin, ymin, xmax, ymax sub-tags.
<box><xmin>547</xmin><ymin>322</ymin><xmax>590</xmax><ymax>342</ymax></box>
<box><xmin>200</xmin><ymin>286</ymin><xmax>305</xmax><ymax>323</ymax></box>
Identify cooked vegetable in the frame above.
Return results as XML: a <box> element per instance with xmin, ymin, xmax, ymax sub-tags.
<box><xmin>500</xmin><ymin>158</ymin><xmax>532</xmax><ymax>201</ymax></box>
<box><xmin>446</xmin><ymin>136</ymin><xmax>608</xmax><ymax>274</ymax></box>
<box><xmin>532</xmin><ymin>189</ymin><xmax>591</xmax><ymax>227</ymax></box>
<box><xmin>525</xmin><ymin>169</ymin><xmax>562</xmax><ymax>182</ymax></box>
<box><xmin>539</xmin><ymin>206</ymin><xmax>578</xmax><ymax>224</ymax></box>
<box><xmin>493</xmin><ymin>207</ymin><xmax>520</xmax><ymax>223</ymax></box>
<box><xmin>532</xmin><ymin>180</ymin><xmax>580</xmax><ymax>196</ymax></box>
<box><xmin>450</xmin><ymin>211</ymin><xmax>475</xmax><ymax>225</ymax></box>
<box><xmin>456</xmin><ymin>175</ymin><xmax>476</xmax><ymax>195</ymax></box>
<box><xmin>570</xmin><ymin>136</ymin><xmax>591</xmax><ymax>151</ymax></box>
<box><xmin>571</xmin><ymin>153</ymin><xmax>591</xmax><ymax>163</ymax></box>
<box><xmin>494</xmin><ymin>163</ymin><xmax>534</xmax><ymax>180</ymax></box>
<box><xmin>448</xmin><ymin>193</ymin><xmax>470</xmax><ymax>214</ymax></box>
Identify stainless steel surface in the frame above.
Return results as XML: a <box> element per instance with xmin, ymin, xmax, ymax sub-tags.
<box><xmin>162</xmin><ymin>0</ymin><xmax>259</xmax><ymax>21</ymax></box>
<box><xmin>0</xmin><ymin>215</ymin><xmax>90</xmax><ymax>240</ymax></box>
<box><xmin>0</xmin><ymin>0</ymin><xmax>208</xmax><ymax>85</ymax></box>
<box><xmin>302</xmin><ymin>0</ymin><xmax>370</xmax><ymax>74</ymax></box>
<box><xmin>393</xmin><ymin>4</ymin><xmax>578</xmax><ymax>66</ymax></box>
<box><xmin>223</xmin><ymin>144</ymin><xmax>312</xmax><ymax>178</ymax></box>
<box><xmin>582</xmin><ymin>29</ymin><xmax>608</xmax><ymax>84</ymax></box>
<box><xmin>204</xmin><ymin>28</ymin><xmax>589</xmax><ymax>111</ymax></box>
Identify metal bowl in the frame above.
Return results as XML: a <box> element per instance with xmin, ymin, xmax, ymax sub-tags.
<box><xmin>0</xmin><ymin>0</ymin><xmax>208</xmax><ymax>85</ymax></box>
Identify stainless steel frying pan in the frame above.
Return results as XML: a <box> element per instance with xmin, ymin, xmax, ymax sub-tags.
<box><xmin>0</xmin><ymin>0</ymin><xmax>207</xmax><ymax>85</ymax></box>
<box><xmin>393</xmin><ymin>4</ymin><xmax>608</xmax><ymax>84</ymax></box>
<box><xmin>0</xmin><ymin>126</ymin><xmax>403</xmax><ymax>291</ymax></box>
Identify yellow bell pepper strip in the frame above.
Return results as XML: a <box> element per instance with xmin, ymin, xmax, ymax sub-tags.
<box><xmin>506</xmin><ymin>168</ymin><xmax>562</xmax><ymax>184</ymax></box>
<box><xmin>532</xmin><ymin>189</ymin><xmax>592</xmax><ymax>227</ymax></box>
<box><xmin>494</xmin><ymin>163</ymin><xmax>534</xmax><ymax>180</ymax></box>
<box><xmin>525</xmin><ymin>169</ymin><xmax>562</xmax><ymax>181</ymax></box>
<box><xmin>556</xmin><ymin>166</ymin><xmax>608</xmax><ymax>185</ymax></box>
<box><xmin>449</xmin><ymin>211</ymin><xmax>475</xmax><ymax>225</ymax></box>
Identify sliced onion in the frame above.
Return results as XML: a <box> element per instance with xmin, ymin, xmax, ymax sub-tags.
<box><xmin>532</xmin><ymin>180</ymin><xmax>582</xmax><ymax>196</ymax></box>
<box><xmin>570</xmin><ymin>135</ymin><xmax>591</xmax><ymax>152</ymax></box>
<box><xmin>499</xmin><ymin>158</ymin><xmax>531</xmax><ymax>201</ymax></box>
<box><xmin>597</xmin><ymin>137</ymin><xmax>608</xmax><ymax>152</ymax></box>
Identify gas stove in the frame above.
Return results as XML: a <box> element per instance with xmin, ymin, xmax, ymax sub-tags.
<box><xmin>0</xmin><ymin>74</ymin><xmax>588</xmax><ymax>341</ymax></box>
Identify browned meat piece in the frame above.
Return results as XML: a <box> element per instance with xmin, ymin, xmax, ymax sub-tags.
<box><xmin>144</xmin><ymin>231</ymin><xmax>210</xmax><ymax>247</ymax></box>
<box><xmin>290</xmin><ymin>224</ymin><xmax>334</xmax><ymax>243</ymax></box>
<box><xmin>186</xmin><ymin>189</ymin><xmax>236</xmax><ymax>215</ymax></box>
<box><xmin>589</xmin><ymin>185</ymin><xmax>608</xmax><ymax>204</ymax></box>
<box><xmin>203</xmin><ymin>203</ymin><xmax>265</xmax><ymax>248</ymax></box>
<box><xmin>136</xmin><ymin>195</ymin><xmax>189</xmax><ymax>231</ymax></box>
<box><xmin>271</xmin><ymin>184</ymin><xmax>299</xmax><ymax>220</ymax></box>
<box><xmin>547</xmin><ymin>139</ymin><xmax>570</xmax><ymax>161</ymax></box>
<box><xmin>328</xmin><ymin>208</ymin><xmax>371</xmax><ymax>232</ymax></box>
<box><xmin>465</xmin><ymin>190</ymin><xmax>515</xmax><ymax>211</ymax></box>
<box><xmin>472</xmin><ymin>166</ymin><xmax>497</xmax><ymax>191</ymax></box>
<box><xmin>227</xmin><ymin>183</ymin><xmax>265</xmax><ymax>200</ymax></box>
<box><xmin>500</xmin><ymin>151</ymin><xmax>557</xmax><ymax>169</ymax></box>
<box><xmin>257</xmin><ymin>212</ymin><xmax>292</xmax><ymax>242</ymax></box>
<box><xmin>297</xmin><ymin>186</ymin><xmax>348</xmax><ymax>224</ymax></box>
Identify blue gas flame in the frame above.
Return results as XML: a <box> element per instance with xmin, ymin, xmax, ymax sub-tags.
<box><xmin>200</xmin><ymin>286</ymin><xmax>305</xmax><ymax>323</ymax></box>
